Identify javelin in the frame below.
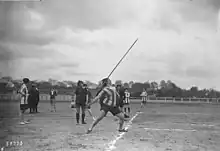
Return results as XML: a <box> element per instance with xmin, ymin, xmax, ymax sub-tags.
<box><xmin>107</xmin><ymin>38</ymin><xmax>138</xmax><ymax>78</ymax></box>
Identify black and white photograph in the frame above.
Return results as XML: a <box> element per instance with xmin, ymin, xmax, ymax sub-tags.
<box><xmin>0</xmin><ymin>0</ymin><xmax>220</xmax><ymax>150</ymax></box>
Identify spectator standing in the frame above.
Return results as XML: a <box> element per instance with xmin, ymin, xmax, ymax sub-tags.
<box><xmin>50</xmin><ymin>88</ymin><xmax>57</xmax><ymax>112</ymax></box>
<box><xmin>18</xmin><ymin>78</ymin><xmax>30</xmax><ymax>125</ymax></box>
<box><xmin>74</xmin><ymin>80</ymin><xmax>87</xmax><ymax>125</ymax></box>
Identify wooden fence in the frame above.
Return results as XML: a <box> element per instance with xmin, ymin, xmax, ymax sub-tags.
<box><xmin>0</xmin><ymin>93</ymin><xmax>219</xmax><ymax>104</ymax></box>
<box><xmin>38</xmin><ymin>94</ymin><xmax>220</xmax><ymax>104</ymax></box>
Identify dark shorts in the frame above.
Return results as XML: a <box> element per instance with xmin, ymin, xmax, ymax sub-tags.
<box><xmin>87</xmin><ymin>106</ymin><xmax>91</xmax><ymax>109</ymax></box>
<box><xmin>100</xmin><ymin>105</ymin><xmax>121</xmax><ymax>116</ymax></box>
<box><xmin>50</xmin><ymin>98</ymin><xmax>55</xmax><ymax>104</ymax></box>
<box><xmin>142</xmin><ymin>101</ymin><xmax>147</xmax><ymax>104</ymax></box>
<box><xmin>20</xmin><ymin>104</ymin><xmax>29</xmax><ymax>111</ymax></box>
<box><xmin>75</xmin><ymin>103</ymin><xmax>86</xmax><ymax>108</ymax></box>
<box><xmin>123</xmin><ymin>102</ymin><xmax>130</xmax><ymax>106</ymax></box>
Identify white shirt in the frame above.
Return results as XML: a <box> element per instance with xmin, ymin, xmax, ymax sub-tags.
<box><xmin>19</xmin><ymin>83</ymin><xmax>28</xmax><ymax>104</ymax></box>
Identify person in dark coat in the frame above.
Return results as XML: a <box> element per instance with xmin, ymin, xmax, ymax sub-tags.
<box><xmin>30</xmin><ymin>84</ymin><xmax>40</xmax><ymax>113</ymax></box>
<box><xmin>74</xmin><ymin>80</ymin><xmax>87</xmax><ymax>125</ymax></box>
<box><xmin>28</xmin><ymin>84</ymin><xmax>38</xmax><ymax>113</ymax></box>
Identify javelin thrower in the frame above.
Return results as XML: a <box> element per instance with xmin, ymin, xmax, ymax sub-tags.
<box><xmin>86</xmin><ymin>39</ymin><xmax>138</xmax><ymax>134</ymax></box>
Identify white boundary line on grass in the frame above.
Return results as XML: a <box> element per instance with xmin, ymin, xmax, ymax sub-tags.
<box><xmin>190</xmin><ymin>123</ymin><xmax>215</xmax><ymax>127</ymax></box>
<box><xmin>144</xmin><ymin>127</ymin><xmax>197</xmax><ymax>132</ymax></box>
<box><xmin>143</xmin><ymin>112</ymin><xmax>217</xmax><ymax>116</ymax></box>
<box><xmin>143</xmin><ymin>121</ymin><xmax>216</xmax><ymax>127</ymax></box>
<box><xmin>172</xmin><ymin>112</ymin><xmax>216</xmax><ymax>116</ymax></box>
<box><xmin>104</xmin><ymin>112</ymin><xmax>142</xmax><ymax>151</ymax></box>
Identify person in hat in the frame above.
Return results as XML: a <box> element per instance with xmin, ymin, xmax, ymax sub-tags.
<box><xmin>140</xmin><ymin>88</ymin><xmax>147</xmax><ymax>108</ymax></box>
<box><xmin>86</xmin><ymin>78</ymin><xmax>128</xmax><ymax>134</ymax></box>
<box><xmin>50</xmin><ymin>87</ymin><xmax>57</xmax><ymax>112</ymax></box>
<box><xmin>18</xmin><ymin>78</ymin><xmax>30</xmax><ymax>125</ymax></box>
<box><xmin>116</xmin><ymin>84</ymin><xmax>129</xmax><ymax>118</ymax></box>
<box><xmin>74</xmin><ymin>80</ymin><xmax>87</xmax><ymax>124</ymax></box>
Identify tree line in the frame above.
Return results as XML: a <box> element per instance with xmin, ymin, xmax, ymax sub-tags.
<box><xmin>0</xmin><ymin>76</ymin><xmax>219</xmax><ymax>98</ymax></box>
<box><xmin>115</xmin><ymin>80</ymin><xmax>219</xmax><ymax>98</ymax></box>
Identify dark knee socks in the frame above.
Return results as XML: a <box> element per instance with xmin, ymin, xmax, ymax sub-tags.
<box><xmin>76</xmin><ymin>113</ymin><xmax>86</xmax><ymax>123</ymax></box>
<box><xmin>124</xmin><ymin>107</ymin><xmax>131</xmax><ymax>113</ymax></box>
<box><xmin>82</xmin><ymin>114</ymin><xmax>85</xmax><ymax>123</ymax></box>
<box><xmin>76</xmin><ymin>113</ymin><xmax>80</xmax><ymax>123</ymax></box>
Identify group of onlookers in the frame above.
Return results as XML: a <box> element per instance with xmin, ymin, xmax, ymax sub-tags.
<box><xmin>17</xmin><ymin>77</ymin><xmax>147</xmax><ymax>134</ymax></box>
<box><xmin>18</xmin><ymin>78</ymin><xmax>40</xmax><ymax>125</ymax></box>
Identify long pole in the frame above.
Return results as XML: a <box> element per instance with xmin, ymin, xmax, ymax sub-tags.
<box><xmin>107</xmin><ymin>38</ymin><xmax>138</xmax><ymax>78</ymax></box>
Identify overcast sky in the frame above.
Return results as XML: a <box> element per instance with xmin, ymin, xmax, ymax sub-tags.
<box><xmin>0</xmin><ymin>0</ymin><xmax>220</xmax><ymax>89</ymax></box>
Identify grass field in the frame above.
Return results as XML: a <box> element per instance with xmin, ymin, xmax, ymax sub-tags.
<box><xmin>1</xmin><ymin>100</ymin><xmax>220</xmax><ymax>151</ymax></box>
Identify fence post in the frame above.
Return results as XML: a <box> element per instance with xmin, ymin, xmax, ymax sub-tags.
<box><xmin>206</xmin><ymin>98</ymin><xmax>209</xmax><ymax>103</ymax></box>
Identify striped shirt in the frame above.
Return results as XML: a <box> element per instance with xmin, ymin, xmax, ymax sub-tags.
<box><xmin>75</xmin><ymin>86</ymin><xmax>87</xmax><ymax>104</ymax></box>
<box><xmin>141</xmin><ymin>91</ymin><xmax>147</xmax><ymax>102</ymax></box>
<box><xmin>19</xmin><ymin>84</ymin><xmax>28</xmax><ymax>104</ymax></box>
<box><xmin>124</xmin><ymin>91</ymin><xmax>130</xmax><ymax>104</ymax></box>
<box><xmin>98</xmin><ymin>86</ymin><xmax>120</xmax><ymax>107</ymax></box>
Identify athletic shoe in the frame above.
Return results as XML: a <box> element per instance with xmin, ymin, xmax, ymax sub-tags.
<box><xmin>19</xmin><ymin>122</ymin><xmax>25</xmax><ymax>125</ymax></box>
<box><xmin>118</xmin><ymin>129</ymin><xmax>128</xmax><ymax>132</ymax></box>
<box><xmin>82</xmin><ymin>121</ymin><xmax>87</xmax><ymax>124</ymax></box>
<box><xmin>24</xmin><ymin>121</ymin><xmax>30</xmax><ymax>124</ymax></box>
<box><xmin>124</xmin><ymin>114</ymin><xmax>129</xmax><ymax>118</ymax></box>
<box><xmin>86</xmin><ymin>129</ymin><xmax>92</xmax><ymax>134</ymax></box>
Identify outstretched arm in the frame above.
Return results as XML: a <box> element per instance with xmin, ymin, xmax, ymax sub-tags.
<box><xmin>87</xmin><ymin>90</ymin><xmax>104</xmax><ymax>106</ymax></box>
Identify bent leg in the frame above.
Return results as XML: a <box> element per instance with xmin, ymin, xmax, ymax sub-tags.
<box><xmin>75</xmin><ymin>104</ymin><xmax>80</xmax><ymax>124</ymax></box>
<box><xmin>81</xmin><ymin>105</ymin><xmax>86</xmax><ymax>124</ymax></box>
<box><xmin>87</xmin><ymin>108</ymin><xmax>95</xmax><ymax>120</ymax></box>
<box><xmin>87</xmin><ymin>110</ymin><xmax>107</xmax><ymax>133</ymax></box>
<box><xmin>115</xmin><ymin>112</ymin><xmax>126</xmax><ymax>131</ymax></box>
<box><xmin>110</xmin><ymin>107</ymin><xmax>127</xmax><ymax>132</ymax></box>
